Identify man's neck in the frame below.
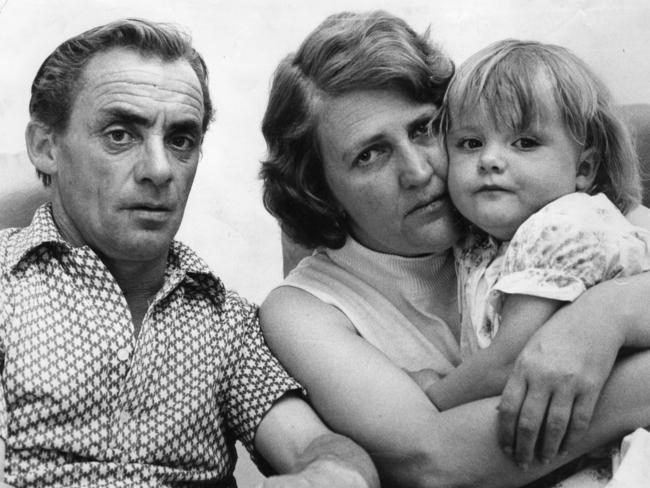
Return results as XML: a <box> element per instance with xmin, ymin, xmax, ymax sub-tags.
<box><xmin>101</xmin><ymin>255</ymin><xmax>168</xmax><ymax>338</ymax></box>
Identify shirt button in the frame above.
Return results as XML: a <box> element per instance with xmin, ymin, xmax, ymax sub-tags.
<box><xmin>118</xmin><ymin>411</ymin><xmax>130</xmax><ymax>424</ymax></box>
<box><xmin>116</xmin><ymin>348</ymin><xmax>130</xmax><ymax>362</ymax></box>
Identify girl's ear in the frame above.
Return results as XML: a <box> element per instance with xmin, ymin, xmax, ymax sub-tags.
<box><xmin>25</xmin><ymin>121</ymin><xmax>58</xmax><ymax>177</ymax></box>
<box><xmin>575</xmin><ymin>147</ymin><xmax>599</xmax><ymax>192</ymax></box>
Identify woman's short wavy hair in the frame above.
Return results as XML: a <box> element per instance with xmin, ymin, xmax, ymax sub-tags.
<box><xmin>29</xmin><ymin>18</ymin><xmax>214</xmax><ymax>186</ymax></box>
<box><xmin>442</xmin><ymin>39</ymin><xmax>642</xmax><ymax>214</ymax></box>
<box><xmin>260</xmin><ymin>10</ymin><xmax>454</xmax><ymax>249</ymax></box>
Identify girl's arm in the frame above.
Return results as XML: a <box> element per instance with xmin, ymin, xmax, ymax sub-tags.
<box><xmin>424</xmin><ymin>295</ymin><xmax>561</xmax><ymax>410</ymax></box>
<box><xmin>260</xmin><ymin>285</ymin><xmax>650</xmax><ymax>488</ymax></box>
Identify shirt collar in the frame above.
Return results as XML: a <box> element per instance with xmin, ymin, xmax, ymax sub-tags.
<box><xmin>7</xmin><ymin>203</ymin><xmax>71</xmax><ymax>271</ymax></box>
<box><xmin>8</xmin><ymin>204</ymin><xmax>223</xmax><ymax>294</ymax></box>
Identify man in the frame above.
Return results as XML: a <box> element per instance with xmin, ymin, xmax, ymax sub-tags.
<box><xmin>0</xmin><ymin>19</ymin><xmax>378</xmax><ymax>487</ymax></box>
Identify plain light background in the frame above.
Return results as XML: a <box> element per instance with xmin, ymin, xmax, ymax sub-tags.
<box><xmin>1</xmin><ymin>0</ymin><xmax>649</xmax><ymax>485</ymax></box>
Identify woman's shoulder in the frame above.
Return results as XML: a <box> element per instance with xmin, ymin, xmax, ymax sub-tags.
<box><xmin>260</xmin><ymin>283</ymin><xmax>357</xmax><ymax>335</ymax></box>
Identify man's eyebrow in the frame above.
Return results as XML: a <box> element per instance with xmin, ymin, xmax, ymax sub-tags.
<box><xmin>170</xmin><ymin>119</ymin><xmax>202</xmax><ymax>135</ymax></box>
<box><xmin>98</xmin><ymin>107</ymin><xmax>151</xmax><ymax>126</ymax></box>
<box><xmin>97</xmin><ymin>108</ymin><xmax>202</xmax><ymax>134</ymax></box>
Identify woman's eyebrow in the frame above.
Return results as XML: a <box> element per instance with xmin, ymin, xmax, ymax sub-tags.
<box><xmin>342</xmin><ymin>134</ymin><xmax>385</xmax><ymax>162</ymax></box>
<box><xmin>408</xmin><ymin>111</ymin><xmax>438</xmax><ymax>131</ymax></box>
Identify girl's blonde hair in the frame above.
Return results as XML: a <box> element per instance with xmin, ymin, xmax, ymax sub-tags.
<box><xmin>441</xmin><ymin>39</ymin><xmax>641</xmax><ymax>213</ymax></box>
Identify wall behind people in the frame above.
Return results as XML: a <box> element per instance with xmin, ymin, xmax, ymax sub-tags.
<box><xmin>0</xmin><ymin>1</ymin><xmax>648</xmax><ymax>485</ymax></box>
<box><xmin>1</xmin><ymin>0</ymin><xmax>649</xmax><ymax>304</ymax></box>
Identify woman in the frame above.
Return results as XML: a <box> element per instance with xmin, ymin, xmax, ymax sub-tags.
<box><xmin>259</xmin><ymin>11</ymin><xmax>650</xmax><ymax>487</ymax></box>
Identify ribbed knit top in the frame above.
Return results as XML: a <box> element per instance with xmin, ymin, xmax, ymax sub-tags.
<box><xmin>281</xmin><ymin>237</ymin><xmax>462</xmax><ymax>373</ymax></box>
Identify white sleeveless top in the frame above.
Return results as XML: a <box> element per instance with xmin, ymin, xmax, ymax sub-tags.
<box><xmin>280</xmin><ymin>237</ymin><xmax>462</xmax><ymax>374</ymax></box>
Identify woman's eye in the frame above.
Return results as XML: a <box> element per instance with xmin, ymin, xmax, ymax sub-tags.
<box><xmin>411</xmin><ymin>119</ymin><xmax>436</xmax><ymax>140</ymax></box>
<box><xmin>513</xmin><ymin>137</ymin><xmax>539</xmax><ymax>149</ymax></box>
<box><xmin>354</xmin><ymin>146</ymin><xmax>386</xmax><ymax>167</ymax></box>
<box><xmin>457</xmin><ymin>138</ymin><xmax>482</xmax><ymax>150</ymax></box>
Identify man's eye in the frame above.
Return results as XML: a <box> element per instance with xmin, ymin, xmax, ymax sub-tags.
<box><xmin>107</xmin><ymin>129</ymin><xmax>133</xmax><ymax>144</ymax></box>
<box><xmin>169</xmin><ymin>135</ymin><xmax>196</xmax><ymax>151</ymax></box>
<box><xmin>513</xmin><ymin>137</ymin><xmax>539</xmax><ymax>149</ymax></box>
<box><xmin>458</xmin><ymin>138</ymin><xmax>482</xmax><ymax>150</ymax></box>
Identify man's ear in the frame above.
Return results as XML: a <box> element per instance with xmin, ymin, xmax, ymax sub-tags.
<box><xmin>25</xmin><ymin>120</ymin><xmax>58</xmax><ymax>177</ymax></box>
<box><xmin>575</xmin><ymin>147</ymin><xmax>599</xmax><ymax>192</ymax></box>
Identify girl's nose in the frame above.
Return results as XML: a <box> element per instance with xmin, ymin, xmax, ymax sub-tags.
<box><xmin>478</xmin><ymin>145</ymin><xmax>506</xmax><ymax>174</ymax></box>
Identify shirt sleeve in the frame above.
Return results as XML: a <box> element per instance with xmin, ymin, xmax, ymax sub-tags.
<box><xmin>221</xmin><ymin>291</ymin><xmax>303</xmax><ymax>469</ymax></box>
<box><xmin>493</xmin><ymin>193</ymin><xmax>650</xmax><ymax>302</ymax></box>
<box><xmin>0</xmin><ymin>278</ymin><xmax>8</xmax><ymax>440</ymax></box>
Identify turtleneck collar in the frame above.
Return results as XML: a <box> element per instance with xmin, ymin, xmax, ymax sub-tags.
<box><xmin>324</xmin><ymin>236</ymin><xmax>456</xmax><ymax>303</ymax></box>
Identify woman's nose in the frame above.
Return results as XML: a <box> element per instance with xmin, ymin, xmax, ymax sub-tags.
<box><xmin>399</xmin><ymin>144</ymin><xmax>435</xmax><ymax>188</ymax></box>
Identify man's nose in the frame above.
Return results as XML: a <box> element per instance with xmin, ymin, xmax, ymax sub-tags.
<box><xmin>135</xmin><ymin>139</ymin><xmax>173</xmax><ymax>186</ymax></box>
<box><xmin>399</xmin><ymin>144</ymin><xmax>434</xmax><ymax>188</ymax></box>
<box><xmin>478</xmin><ymin>144</ymin><xmax>506</xmax><ymax>174</ymax></box>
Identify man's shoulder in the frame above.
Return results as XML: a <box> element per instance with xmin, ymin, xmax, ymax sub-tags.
<box><xmin>170</xmin><ymin>240</ymin><xmax>258</xmax><ymax>316</ymax></box>
<box><xmin>222</xmin><ymin>289</ymin><xmax>257</xmax><ymax>314</ymax></box>
<box><xmin>0</xmin><ymin>226</ymin><xmax>27</xmax><ymax>272</ymax></box>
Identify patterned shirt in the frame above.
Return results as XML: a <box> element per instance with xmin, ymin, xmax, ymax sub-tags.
<box><xmin>0</xmin><ymin>204</ymin><xmax>301</xmax><ymax>487</ymax></box>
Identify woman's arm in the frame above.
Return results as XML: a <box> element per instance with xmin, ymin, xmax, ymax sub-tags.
<box><xmin>425</xmin><ymin>295</ymin><xmax>560</xmax><ymax>410</ymax></box>
<box><xmin>499</xmin><ymin>271</ymin><xmax>650</xmax><ymax>466</ymax></box>
<box><xmin>255</xmin><ymin>395</ymin><xmax>379</xmax><ymax>488</ymax></box>
<box><xmin>498</xmin><ymin>208</ymin><xmax>650</xmax><ymax>467</ymax></box>
<box><xmin>261</xmin><ymin>285</ymin><xmax>650</xmax><ymax>488</ymax></box>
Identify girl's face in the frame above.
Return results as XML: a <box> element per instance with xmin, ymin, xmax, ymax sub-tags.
<box><xmin>446</xmin><ymin>91</ymin><xmax>591</xmax><ymax>241</ymax></box>
<box><xmin>317</xmin><ymin>89</ymin><xmax>460</xmax><ymax>256</ymax></box>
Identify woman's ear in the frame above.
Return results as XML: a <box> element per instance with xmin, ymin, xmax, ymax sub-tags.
<box><xmin>575</xmin><ymin>147</ymin><xmax>599</xmax><ymax>192</ymax></box>
<box><xmin>25</xmin><ymin>121</ymin><xmax>58</xmax><ymax>178</ymax></box>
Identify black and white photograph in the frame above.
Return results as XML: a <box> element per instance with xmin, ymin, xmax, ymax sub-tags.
<box><xmin>1</xmin><ymin>0</ymin><xmax>650</xmax><ymax>486</ymax></box>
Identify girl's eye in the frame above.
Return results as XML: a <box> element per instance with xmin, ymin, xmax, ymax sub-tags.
<box><xmin>457</xmin><ymin>138</ymin><xmax>482</xmax><ymax>150</ymax></box>
<box><xmin>513</xmin><ymin>137</ymin><xmax>539</xmax><ymax>149</ymax></box>
<box><xmin>354</xmin><ymin>146</ymin><xmax>388</xmax><ymax>167</ymax></box>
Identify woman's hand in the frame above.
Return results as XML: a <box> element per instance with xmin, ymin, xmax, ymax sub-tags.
<box><xmin>497</xmin><ymin>285</ymin><xmax>627</xmax><ymax>468</ymax></box>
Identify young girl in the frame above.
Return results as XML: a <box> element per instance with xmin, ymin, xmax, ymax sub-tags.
<box><xmin>419</xmin><ymin>39</ymin><xmax>650</xmax><ymax>446</ymax></box>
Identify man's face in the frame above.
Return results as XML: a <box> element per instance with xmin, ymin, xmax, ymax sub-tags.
<box><xmin>49</xmin><ymin>48</ymin><xmax>205</xmax><ymax>264</ymax></box>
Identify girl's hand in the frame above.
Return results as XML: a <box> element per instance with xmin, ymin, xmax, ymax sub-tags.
<box><xmin>497</xmin><ymin>298</ymin><xmax>623</xmax><ymax>468</ymax></box>
<box><xmin>258</xmin><ymin>457</ymin><xmax>372</xmax><ymax>488</ymax></box>
<box><xmin>405</xmin><ymin>368</ymin><xmax>442</xmax><ymax>392</ymax></box>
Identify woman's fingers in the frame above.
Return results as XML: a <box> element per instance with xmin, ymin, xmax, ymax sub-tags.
<box><xmin>538</xmin><ymin>388</ymin><xmax>574</xmax><ymax>463</ymax></box>
<box><xmin>497</xmin><ymin>373</ymin><xmax>526</xmax><ymax>455</ymax></box>
<box><xmin>512</xmin><ymin>386</ymin><xmax>550</xmax><ymax>467</ymax></box>
<box><xmin>560</xmin><ymin>390</ymin><xmax>599</xmax><ymax>456</ymax></box>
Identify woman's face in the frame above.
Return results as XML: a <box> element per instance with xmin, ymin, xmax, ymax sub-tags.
<box><xmin>317</xmin><ymin>89</ymin><xmax>460</xmax><ymax>256</ymax></box>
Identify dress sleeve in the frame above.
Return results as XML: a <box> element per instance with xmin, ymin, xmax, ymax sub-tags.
<box><xmin>221</xmin><ymin>292</ymin><xmax>303</xmax><ymax>471</ymax></box>
<box><xmin>493</xmin><ymin>194</ymin><xmax>650</xmax><ymax>302</ymax></box>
